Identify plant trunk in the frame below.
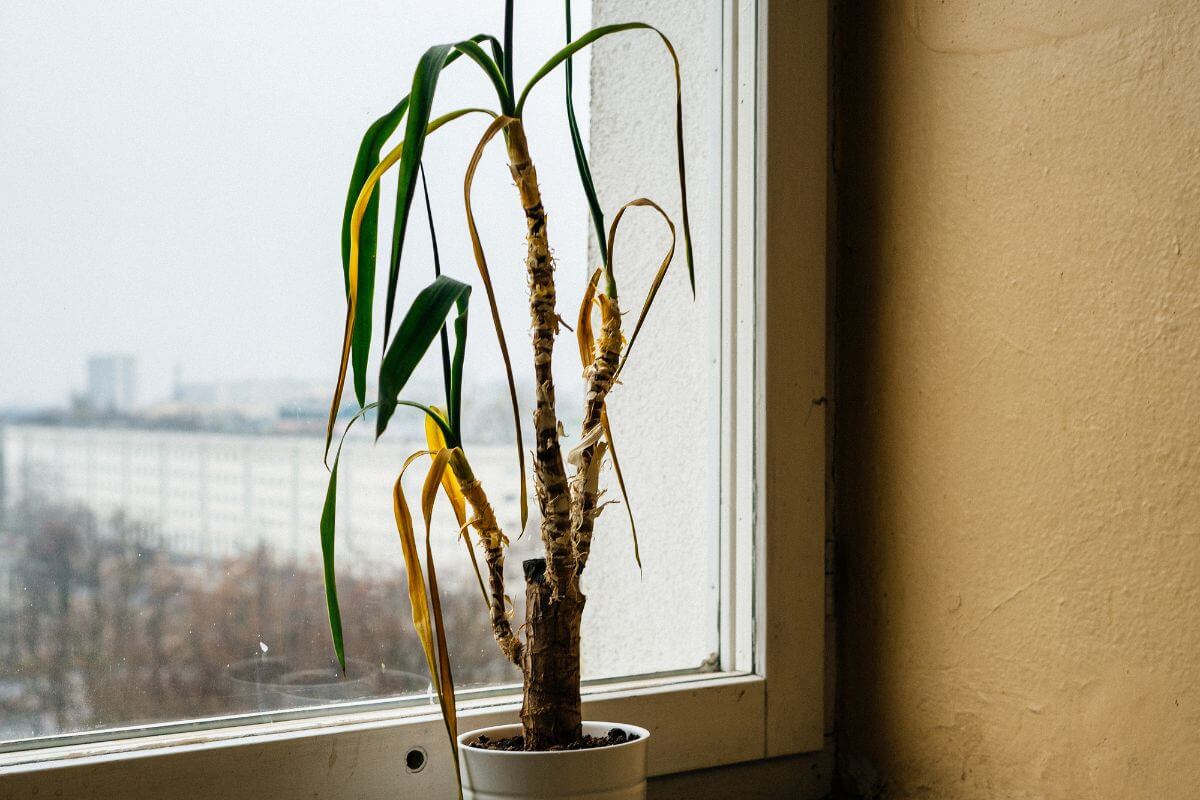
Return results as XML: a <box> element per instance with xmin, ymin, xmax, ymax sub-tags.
<box><xmin>505</xmin><ymin>119</ymin><xmax>589</xmax><ymax>748</ymax></box>
<box><xmin>505</xmin><ymin>122</ymin><xmax>575</xmax><ymax>594</ymax></box>
<box><xmin>519</xmin><ymin>558</ymin><xmax>584</xmax><ymax>749</ymax></box>
<box><xmin>460</xmin><ymin>477</ymin><xmax>522</xmax><ymax>666</ymax></box>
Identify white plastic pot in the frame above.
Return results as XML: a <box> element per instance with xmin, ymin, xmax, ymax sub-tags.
<box><xmin>457</xmin><ymin>721</ymin><xmax>650</xmax><ymax>800</ymax></box>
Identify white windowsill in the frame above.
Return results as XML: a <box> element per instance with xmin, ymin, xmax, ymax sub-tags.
<box><xmin>0</xmin><ymin>673</ymin><xmax>769</xmax><ymax>798</ymax></box>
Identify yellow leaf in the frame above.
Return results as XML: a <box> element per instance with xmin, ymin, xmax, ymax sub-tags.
<box><xmin>603</xmin><ymin>198</ymin><xmax>677</xmax><ymax>381</ymax></box>
<box><xmin>602</xmin><ymin>409</ymin><xmax>641</xmax><ymax>571</ymax></box>
<box><xmin>424</xmin><ymin>410</ymin><xmax>467</xmax><ymax>523</ymax></box>
<box><xmin>392</xmin><ymin>465</ymin><xmax>436</xmax><ymax>695</ymax></box>
<box><xmin>421</xmin><ymin>449</ymin><xmax>459</xmax><ymax>766</ymax></box>
<box><xmin>464</xmin><ymin>115</ymin><xmax>529</xmax><ymax>536</ymax></box>
<box><xmin>392</xmin><ymin>452</ymin><xmax>459</xmax><ymax>782</ymax></box>
<box><xmin>577</xmin><ymin>268</ymin><xmax>602</xmax><ymax>370</ymax></box>
<box><xmin>425</xmin><ymin>409</ymin><xmax>488</xmax><ymax>609</ymax></box>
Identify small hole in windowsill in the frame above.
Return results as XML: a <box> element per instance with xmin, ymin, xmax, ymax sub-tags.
<box><xmin>405</xmin><ymin>747</ymin><xmax>427</xmax><ymax>773</ymax></box>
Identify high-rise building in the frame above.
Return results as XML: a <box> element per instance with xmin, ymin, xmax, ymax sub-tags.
<box><xmin>86</xmin><ymin>355</ymin><xmax>138</xmax><ymax>413</ymax></box>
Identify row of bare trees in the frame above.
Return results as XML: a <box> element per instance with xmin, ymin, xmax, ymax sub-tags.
<box><xmin>0</xmin><ymin>500</ymin><xmax>509</xmax><ymax>739</ymax></box>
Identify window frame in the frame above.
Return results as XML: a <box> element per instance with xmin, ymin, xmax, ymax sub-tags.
<box><xmin>0</xmin><ymin>0</ymin><xmax>827</xmax><ymax>793</ymax></box>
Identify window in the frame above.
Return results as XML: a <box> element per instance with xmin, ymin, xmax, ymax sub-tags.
<box><xmin>0</xmin><ymin>0</ymin><xmax>825</xmax><ymax>794</ymax></box>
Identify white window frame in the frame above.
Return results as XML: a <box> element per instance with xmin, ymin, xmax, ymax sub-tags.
<box><xmin>0</xmin><ymin>1</ymin><xmax>827</xmax><ymax>794</ymax></box>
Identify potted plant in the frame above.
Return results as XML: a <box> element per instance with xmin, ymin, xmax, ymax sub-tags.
<box><xmin>318</xmin><ymin>2</ymin><xmax>693</xmax><ymax>797</ymax></box>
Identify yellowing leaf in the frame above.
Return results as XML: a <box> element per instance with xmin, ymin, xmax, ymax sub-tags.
<box><xmin>577</xmin><ymin>268</ymin><xmax>602</xmax><ymax>370</ymax></box>
<box><xmin>425</xmin><ymin>409</ymin><xmax>488</xmax><ymax>609</ymax></box>
<box><xmin>421</xmin><ymin>449</ymin><xmax>459</xmax><ymax>766</ymax></box>
<box><xmin>392</xmin><ymin>467</ymin><xmax>436</xmax><ymax>692</ymax></box>
<box><xmin>393</xmin><ymin>454</ymin><xmax>459</xmax><ymax>784</ymax></box>
<box><xmin>464</xmin><ymin>114</ymin><xmax>529</xmax><ymax>536</ymax></box>
<box><xmin>602</xmin><ymin>409</ymin><xmax>641</xmax><ymax>571</ymax></box>
<box><xmin>324</xmin><ymin>107</ymin><xmax>493</xmax><ymax>462</ymax></box>
<box><xmin>604</xmin><ymin>198</ymin><xmax>677</xmax><ymax>381</ymax></box>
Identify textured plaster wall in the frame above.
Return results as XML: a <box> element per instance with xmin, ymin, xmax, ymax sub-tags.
<box><xmin>835</xmin><ymin>1</ymin><xmax>1200</xmax><ymax>798</ymax></box>
<box><xmin>581</xmin><ymin>0</ymin><xmax>724</xmax><ymax>678</ymax></box>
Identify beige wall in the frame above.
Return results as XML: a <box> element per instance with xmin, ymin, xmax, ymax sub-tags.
<box><xmin>834</xmin><ymin>2</ymin><xmax>1200</xmax><ymax>798</ymax></box>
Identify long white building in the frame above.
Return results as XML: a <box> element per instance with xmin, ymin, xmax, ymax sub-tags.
<box><xmin>0</xmin><ymin>423</ymin><xmax>527</xmax><ymax>577</ymax></box>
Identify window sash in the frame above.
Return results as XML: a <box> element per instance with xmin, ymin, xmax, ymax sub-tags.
<box><xmin>0</xmin><ymin>0</ymin><xmax>828</xmax><ymax>791</ymax></box>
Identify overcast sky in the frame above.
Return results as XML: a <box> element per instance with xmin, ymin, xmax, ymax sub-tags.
<box><xmin>0</xmin><ymin>1</ymin><xmax>593</xmax><ymax>409</ymax></box>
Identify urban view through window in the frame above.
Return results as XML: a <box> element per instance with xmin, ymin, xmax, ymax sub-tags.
<box><xmin>1</xmin><ymin>1</ymin><xmax>722</xmax><ymax>745</ymax></box>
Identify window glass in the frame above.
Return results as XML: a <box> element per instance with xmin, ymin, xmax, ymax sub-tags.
<box><xmin>0</xmin><ymin>0</ymin><xmax>722</xmax><ymax>746</ymax></box>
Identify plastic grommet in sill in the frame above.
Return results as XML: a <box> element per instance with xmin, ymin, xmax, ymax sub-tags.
<box><xmin>405</xmin><ymin>747</ymin><xmax>427</xmax><ymax>773</ymax></box>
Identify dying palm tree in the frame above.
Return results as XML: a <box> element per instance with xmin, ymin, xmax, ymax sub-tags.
<box><xmin>319</xmin><ymin>0</ymin><xmax>693</xmax><ymax>769</ymax></box>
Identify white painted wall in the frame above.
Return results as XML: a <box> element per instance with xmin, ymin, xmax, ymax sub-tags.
<box><xmin>581</xmin><ymin>0</ymin><xmax>725</xmax><ymax>679</ymax></box>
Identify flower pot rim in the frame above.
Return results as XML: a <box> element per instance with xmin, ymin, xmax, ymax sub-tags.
<box><xmin>457</xmin><ymin>720</ymin><xmax>651</xmax><ymax>756</ymax></box>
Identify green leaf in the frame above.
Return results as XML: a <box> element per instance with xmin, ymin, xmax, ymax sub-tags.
<box><xmin>376</xmin><ymin>276</ymin><xmax>472</xmax><ymax>440</ymax></box>
<box><xmin>341</xmin><ymin>99</ymin><xmax>408</xmax><ymax>409</ymax></box>
<box><xmin>448</xmin><ymin>289</ymin><xmax>469</xmax><ymax>438</ymax></box>
<box><xmin>341</xmin><ymin>36</ymin><xmax>506</xmax><ymax>409</ymax></box>
<box><xmin>382</xmin><ymin>44</ymin><xmax>453</xmax><ymax>351</ymax></box>
<box><xmin>503</xmin><ymin>0</ymin><xmax>515</xmax><ymax>98</ymax></box>
<box><xmin>563</xmin><ymin>0</ymin><xmax>609</xmax><ymax>282</ymax></box>
<box><xmin>453</xmin><ymin>39</ymin><xmax>513</xmax><ymax>113</ymax></box>
<box><xmin>418</xmin><ymin>165</ymin><xmax>454</xmax><ymax>424</ymax></box>
<box><xmin>327</xmin><ymin>108</ymin><xmax>491</xmax><ymax>461</ymax></box>
<box><xmin>320</xmin><ymin>402</ymin><xmax>378</xmax><ymax>674</ymax></box>
<box><xmin>517</xmin><ymin>22</ymin><xmax>696</xmax><ymax>294</ymax></box>
<box><xmin>320</xmin><ymin>460</ymin><xmax>345</xmax><ymax>673</ymax></box>
<box><xmin>381</xmin><ymin>41</ymin><xmax>513</xmax><ymax>351</ymax></box>
<box><xmin>397</xmin><ymin>399</ymin><xmax>457</xmax><ymax>443</ymax></box>
<box><xmin>322</xmin><ymin>399</ymin><xmax>453</xmax><ymax>675</ymax></box>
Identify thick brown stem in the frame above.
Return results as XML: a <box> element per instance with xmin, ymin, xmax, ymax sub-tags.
<box><xmin>460</xmin><ymin>478</ymin><xmax>522</xmax><ymax>665</ymax></box>
<box><xmin>519</xmin><ymin>558</ymin><xmax>584</xmax><ymax>749</ymax></box>
<box><xmin>507</xmin><ymin>121</ymin><xmax>587</xmax><ymax>750</ymax></box>
<box><xmin>506</xmin><ymin>123</ymin><xmax>575</xmax><ymax>593</ymax></box>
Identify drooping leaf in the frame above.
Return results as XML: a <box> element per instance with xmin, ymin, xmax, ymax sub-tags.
<box><xmin>320</xmin><ymin>402</ymin><xmax>379</xmax><ymax>674</ymax></box>
<box><xmin>562</xmin><ymin>0</ymin><xmax>608</xmax><ymax>275</ymax></box>
<box><xmin>463</xmin><ymin>114</ymin><xmax>528</xmax><ymax>534</ymax></box>
<box><xmin>605</xmin><ymin>198</ymin><xmax>677</xmax><ymax>380</ymax></box>
<box><xmin>448</xmin><ymin>284</ymin><xmax>469</xmax><ymax>438</ymax></box>
<box><xmin>320</xmin><ymin>461</ymin><xmax>345</xmax><ymax>673</ymax></box>
<box><xmin>341</xmin><ymin>99</ymin><xmax>408</xmax><ymax>409</ymax></box>
<box><xmin>574</xmin><ymin>284</ymin><xmax>641</xmax><ymax>570</ymax></box>
<box><xmin>516</xmin><ymin>22</ymin><xmax>695</xmax><ymax>293</ymax></box>
<box><xmin>326</xmin><ymin>107</ymin><xmax>491</xmax><ymax>459</ymax></box>
<box><xmin>321</xmin><ymin>401</ymin><xmax>452</xmax><ymax>673</ymax></box>
<box><xmin>396</xmin><ymin>399</ymin><xmax>457</xmax><ymax>443</ymax></box>
<box><xmin>376</xmin><ymin>276</ymin><xmax>472</xmax><ymax>440</ymax></box>
<box><xmin>601</xmin><ymin>410</ymin><xmax>640</xmax><ymax>570</ymax></box>
<box><xmin>391</xmin><ymin>460</ymin><xmax>452</xmax><ymax>768</ymax></box>
<box><xmin>425</xmin><ymin>410</ymin><xmax>488</xmax><ymax>608</ymax></box>
<box><xmin>340</xmin><ymin>34</ymin><xmax>506</xmax><ymax>408</ymax></box>
<box><xmin>381</xmin><ymin>41</ymin><xmax>514</xmax><ymax>351</ymax></box>
<box><xmin>420</xmin><ymin>448</ymin><xmax>460</xmax><ymax>788</ymax></box>
<box><xmin>418</xmin><ymin>165</ymin><xmax>454</xmax><ymax>421</ymax></box>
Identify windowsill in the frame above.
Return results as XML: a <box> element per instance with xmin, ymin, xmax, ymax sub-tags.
<box><xmin>0</xmin><ymin>672</ymin><xmax>773</xmax><ymax>798</ymax></box>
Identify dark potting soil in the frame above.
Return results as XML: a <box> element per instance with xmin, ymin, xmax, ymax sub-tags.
<box><xmin>466</xmin><ymin>727</ymin><xmax>639</xmax><ymax>752</ymax></box>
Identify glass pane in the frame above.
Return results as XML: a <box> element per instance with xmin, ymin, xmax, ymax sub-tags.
<box><xmin>0</xmin><ymin>0</ymin><xmax>723</xmax><ymax>746</ymax></box>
